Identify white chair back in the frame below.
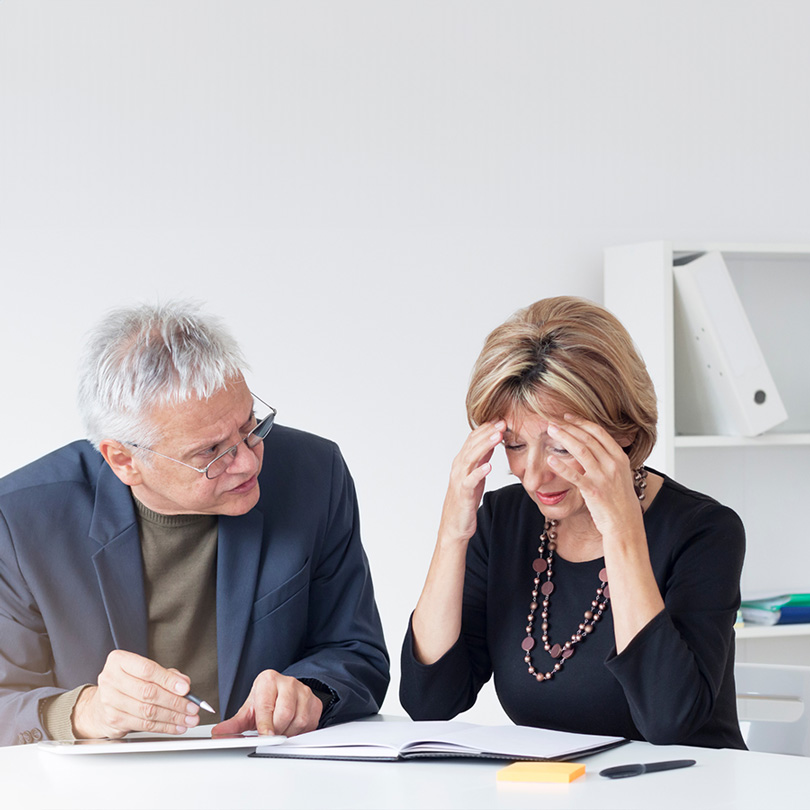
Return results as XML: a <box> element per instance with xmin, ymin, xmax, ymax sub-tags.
<box><xmin>735</xmin><ymin>662</ymin><xmax>810</xmax><ymax>757</ymax></box>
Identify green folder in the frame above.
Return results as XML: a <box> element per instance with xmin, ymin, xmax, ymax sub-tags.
<box><xmin>740</xmin><ymin>594</ymin><xmax>810</xmax><ymax>625</ymax></box>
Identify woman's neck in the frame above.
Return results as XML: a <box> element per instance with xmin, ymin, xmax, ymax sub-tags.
<box><xmin>552</xmin><ymin>514</ymin><xmax>604</xmax><ymax>563</ymax></box>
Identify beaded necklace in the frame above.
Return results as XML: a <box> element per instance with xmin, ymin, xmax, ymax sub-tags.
<box><xmin>520</xmin><ymin>468</ymin><xmax>648</xmax><ymax>682</ymax></box>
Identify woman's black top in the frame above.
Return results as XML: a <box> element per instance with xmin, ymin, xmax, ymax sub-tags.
<box><xmin>400</xmin><ymin>470</ymin><xmax>746</xmax><ymax>749</ymax></box>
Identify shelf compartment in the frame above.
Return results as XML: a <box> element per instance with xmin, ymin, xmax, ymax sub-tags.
<box><xmin>675</xmin><ymin>433</ymin><xmax>810</xmax><ymax>448</ymax></box>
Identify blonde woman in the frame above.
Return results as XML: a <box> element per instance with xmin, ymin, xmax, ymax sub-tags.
<box><xmin>401</xmin><ymin>297</ymin><xmax>745</xmax><ymax>749</ymax></box>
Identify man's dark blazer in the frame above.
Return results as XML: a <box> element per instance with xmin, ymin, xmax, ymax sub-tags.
<box><xmin>0</xmin><ymin>425</ymin><xmax>389</xmax><ymax>746</ymax></box>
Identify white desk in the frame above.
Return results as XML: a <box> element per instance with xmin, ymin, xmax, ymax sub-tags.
<box><xmin>2</xmin><ymin>733</ymin><xmax>807</xmax><ymax>810</ymax></box>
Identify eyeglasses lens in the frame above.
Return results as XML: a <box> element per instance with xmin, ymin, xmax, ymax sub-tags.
<box><xmin>204</xmin><ymin>407</ymin><xmax>275</xmax><ymax>480</ymax></box>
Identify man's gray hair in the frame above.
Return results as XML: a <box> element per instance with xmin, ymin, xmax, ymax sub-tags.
<box><xmin>77</xmin><ymin>300</ymin><xmax>248</xmax><ymax>449</ymax></box>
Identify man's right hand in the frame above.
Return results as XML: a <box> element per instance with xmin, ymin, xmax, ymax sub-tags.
<box><xmin>72</xmin><ymin>650</ymin><xmax>201</xmax><ymax>739</ymax></box>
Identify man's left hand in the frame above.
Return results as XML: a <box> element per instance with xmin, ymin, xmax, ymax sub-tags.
<box><xmin>212</xmin><ymin>670</ymin><xmax>323</xmax><ymax>737</ymax></box>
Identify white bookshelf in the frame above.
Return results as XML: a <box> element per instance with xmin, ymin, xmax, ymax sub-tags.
<box><xmin>675</xmin><ymin>433</ymin><xmax>810</xmax><ymax>448</ymax></box>
<box><xmin>604</xmin><ymin>241</ymin><xmax>810</xmax><ymax>664</ymax></box>
<box><xmin>735</xmin><ymin>623</ymin><xmax>810</xmax><ymax>641</ymax></box>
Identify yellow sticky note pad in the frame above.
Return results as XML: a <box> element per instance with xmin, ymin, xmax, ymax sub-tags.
<box><xmin>497</xmin><ymin>761</ymin><xmax>586</xmax><ymax>783</ymax></box>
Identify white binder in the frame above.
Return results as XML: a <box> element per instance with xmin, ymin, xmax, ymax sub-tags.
<box><xmin>673</xmin><ymin>251</ymin><xmax>787</xmax><ymax>437</ymax></box>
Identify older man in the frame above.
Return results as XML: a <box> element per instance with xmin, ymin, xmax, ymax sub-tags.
<box><xmin>0</xmin><ymin>302</ymin><xmax>389</xmax><ymax>746</ymax></box>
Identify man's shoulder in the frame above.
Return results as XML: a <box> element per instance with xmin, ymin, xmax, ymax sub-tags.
<box><xmin>257</xmin><ymin>425</ymin><xmax>352</xmax><ymax>501</ymax></box>
<box><xmin>263</xmin><ymin>424</ymin><xmax>340</xmax><ymax>463</ymax></box>
<box><xmin>0</xmin><ymin>440</ymin><xmax>104</xmax><ymax>498</ymax></box>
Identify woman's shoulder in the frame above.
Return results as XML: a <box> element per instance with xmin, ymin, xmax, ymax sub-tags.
<box><xmin>482</xmin><ymin>482</ymin><xmax>532</xmax><ymax>511</ymax></box>
<box><xmin>479</xmin><ymin>483</ymin><xmax>544</xmax><ymax>534</ymax></box>
<box><xmin>652</xmin><ymin>467</ymin><xmax>732</xmax><ymax>509</ymax></box>
<box><xmin>647</xmin><ymin>467</ymin><xmax>745</xmax><ymax>540</ymax></box>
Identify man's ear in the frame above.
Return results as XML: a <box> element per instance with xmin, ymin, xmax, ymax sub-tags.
<box><xmin>98</xmin><ymin>440</ymin><xmax>143</xmax><ymax>487</ymax></box>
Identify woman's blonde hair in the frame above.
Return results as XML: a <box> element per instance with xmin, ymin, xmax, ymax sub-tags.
<box><xmin>466</xmin><ymin>296</ymin><xmax>657</xmax><ymax>468</ymax></box>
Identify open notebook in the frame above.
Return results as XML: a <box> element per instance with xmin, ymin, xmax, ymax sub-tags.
<box><xmin>252</xmin><ymin>719</ymin><xmax>625</xmax><ymax>762</ymax></box>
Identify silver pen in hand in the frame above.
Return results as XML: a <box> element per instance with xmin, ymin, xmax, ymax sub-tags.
<box><xmin>186</xmin><ymin>692</ymin><xmax>215</xmax><ymax>714</ymax></box>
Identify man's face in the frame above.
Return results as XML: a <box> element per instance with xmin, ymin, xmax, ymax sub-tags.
<box><xmin>128</xmin><ymin>376</ymin><xmax>265</xmax><ymax>516</ymax></box>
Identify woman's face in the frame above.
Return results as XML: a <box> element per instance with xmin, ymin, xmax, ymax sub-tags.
<box><xmin>502</xmin><ymin>405</ymin><xmax>590</xmax><ymax>523</ymax></box>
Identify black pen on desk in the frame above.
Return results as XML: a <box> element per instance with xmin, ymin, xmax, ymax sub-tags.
<box><xmin>186</xmin><ymin>692</ymin><xmax>215</xmax><ymax>714</ymax></box>
<box><xmin>599</xmin><ymin>759</ymin><xmax>696</xmax><ymax>779</ymax></box>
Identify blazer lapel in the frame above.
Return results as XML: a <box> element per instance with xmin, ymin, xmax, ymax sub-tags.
<box><xmin>89</xmin><ymin>464</ymin><xmax>149</xmax><ymax>656</ymax></box>
<box><xmin>216</xmin><ymin>508</ymin><xmax>263</xmax><ymax>717</ymax></box>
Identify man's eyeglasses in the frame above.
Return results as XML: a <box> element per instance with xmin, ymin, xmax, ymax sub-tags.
<box><xmin>127</xmin><ymin>395</ymin><xmax>277</xmax><ymax>480</ymax></box>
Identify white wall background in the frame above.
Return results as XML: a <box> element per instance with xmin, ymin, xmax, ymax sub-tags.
<box><xmin>2</xmin><ymin>1</ymin><xmax>809</xmax><ymax>723</ymax></box>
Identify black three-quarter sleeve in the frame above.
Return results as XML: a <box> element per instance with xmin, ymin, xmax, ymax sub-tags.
<box><xmin>605</xmin><ymin>496</ymin><xmax>746</xmax><ymax>746</ymax></box>
<box><xmin>400</xmin><ymin>493</ymin><xmax>497</xmax><ymax>720</ymax></box>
